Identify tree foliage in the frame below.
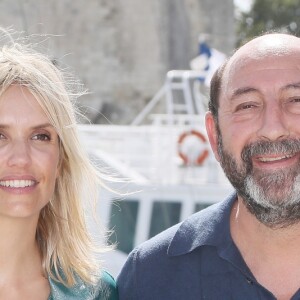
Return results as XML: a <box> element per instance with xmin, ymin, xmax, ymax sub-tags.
<box><xmin>236</xmin><ymin>0</ymin><xmax>300</xmax><ymax>46</ymax></box>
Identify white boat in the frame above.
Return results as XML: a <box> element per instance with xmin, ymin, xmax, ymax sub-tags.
<box><xmin>79</xmin><ymin>69</ymin><xmax>233</xmax><ymax>277</ymax></box>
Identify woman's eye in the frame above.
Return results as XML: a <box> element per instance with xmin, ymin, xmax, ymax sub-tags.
<box><xmin>32</xmin><ymin>133</ymin><xmax>51</xmax><ymax>141</ymax></box>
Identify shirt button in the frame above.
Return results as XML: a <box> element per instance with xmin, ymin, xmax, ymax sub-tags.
<box><xmin>246</xmin><ymin>277</ymin><xmax>253</xmax><ymax>284</ymax></box>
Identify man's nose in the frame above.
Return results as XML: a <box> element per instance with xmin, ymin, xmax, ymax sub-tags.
<box><xmin>7</xmin><ymin>140</ymin><xmax>31</xmax><ymax>167</ymax></box>
<box><xmin>256</xmin><ymin>104</ymin><xmax>290</xmax><ymax>141</ymax></box>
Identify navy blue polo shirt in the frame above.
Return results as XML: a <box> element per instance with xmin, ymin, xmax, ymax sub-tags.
<box><xmin>117</xmin><ymin>193</ymin><xmax>300</xmax><ymax>299</ymax></box>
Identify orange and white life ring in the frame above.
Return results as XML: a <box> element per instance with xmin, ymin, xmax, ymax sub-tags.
<box><xmin>177</xmin><ymin>130</ymin><xmax>209</xmax><ymax>165</ymax></box>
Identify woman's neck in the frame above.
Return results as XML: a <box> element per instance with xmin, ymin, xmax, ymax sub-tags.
<box><xmin>0</xmin><ymin>215</ymin><xmax>42</xmax><ymax>279</ymax></box>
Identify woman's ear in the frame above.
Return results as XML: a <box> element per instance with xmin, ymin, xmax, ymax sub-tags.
<box><xmin>205</xmin><ymin>111</ymin><xmax>220</xmax><ymax>162</ymax></box>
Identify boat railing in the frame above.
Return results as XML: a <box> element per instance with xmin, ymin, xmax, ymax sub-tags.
<box><xmin>78</xmin><ymin>123</ymin><xmax>229</xmax><ymax>187</ymax></box>
<box><xmin>131</xmin><ymin>69</ymin><xmax>208</xmax><ymax>126</ymax></box>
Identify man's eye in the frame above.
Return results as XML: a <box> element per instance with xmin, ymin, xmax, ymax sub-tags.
<box><xmin>241</xmin><ymin>104</ymin><xmax>254</xmax><ymax>109</ymax></box>
<box><xmin>285</xmin><ymin>98</ymin><xmax>300</xmax><ymax>114</ymax></box>
<box><xmin>235</xmin><ymin>103</ymin><xmax>257</xmax><ymax>111</ymax></box>
<box><xmin>32</xmin><ymin>133</ymin><xmax>51</xmax><ymax>141</ymax></box>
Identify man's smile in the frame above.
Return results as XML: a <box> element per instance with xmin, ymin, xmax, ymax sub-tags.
<box><xmin>256</xmin><ymin>153</ymin><xmax>295</xmax><ymax>162</ymax></box>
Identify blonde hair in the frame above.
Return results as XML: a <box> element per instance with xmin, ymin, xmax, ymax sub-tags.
<box><xmin>0</xmin><ymin>33</ymin><xmax>105</xmax><ymax>286</ymax></box>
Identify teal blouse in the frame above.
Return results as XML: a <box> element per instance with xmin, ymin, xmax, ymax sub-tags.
<box><xmin>48</xmin><ymin>271</ymin><xmax>118</xmax><ymax>299</ymax></box>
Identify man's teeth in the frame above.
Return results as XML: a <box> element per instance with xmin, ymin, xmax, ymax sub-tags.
<box><xmin>258</xmin><ymin>154</ymin><xmax>293</xmax><ymax>162</ymax></box>
<box><xmin>0</xmin><ymin>180</ymin><xmax>35</xmax><ymax>188</ymax></box>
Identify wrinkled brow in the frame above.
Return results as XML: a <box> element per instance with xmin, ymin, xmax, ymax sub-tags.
<box><xmin>230</xmin><ymin>87</ymin><xmax>258</xmax><ymax>101</ymax></box>
<box><xmin>281</xmin><ymin>82</ymin><xmax>300</xmax><ymax>91</ymax></box>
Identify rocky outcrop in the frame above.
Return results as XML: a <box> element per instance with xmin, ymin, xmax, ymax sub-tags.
<box><xmin>0</xmin><ymin>0</ymin><xmax>234</xmax><ymax>123</ymax></box>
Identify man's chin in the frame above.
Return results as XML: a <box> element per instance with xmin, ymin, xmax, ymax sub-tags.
<box><xmin>242</xmin><ymin>176</ymin><xmax>300</xmax><ymax>228</ymax></box>
<box><xmin>245</xmin><ymin>176</ymin><xmax>295</xmax><ymax>207</ymax></box>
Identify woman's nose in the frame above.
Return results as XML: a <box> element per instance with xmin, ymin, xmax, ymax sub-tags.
<box><xmin>7</xmin><ymin>140</ymin><xmax>31</xmax><ymax>167</ymax></box>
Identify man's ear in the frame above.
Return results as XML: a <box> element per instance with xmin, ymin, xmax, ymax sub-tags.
<box><xmin>205</xmin><ymin>111</ymin><xmax>220</xmax><ymax>162</ymax></box>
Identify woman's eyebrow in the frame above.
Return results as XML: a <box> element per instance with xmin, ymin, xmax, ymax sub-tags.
<box><xmin>30</xmin><ymin>123</ymin><xmax>54</xmax><ymax>130</ymax></box>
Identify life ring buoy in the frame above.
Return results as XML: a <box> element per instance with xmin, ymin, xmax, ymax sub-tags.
<box><xmin>177</xmin><ymin>130</ymin><xmax>209</xmax><ymax>165</ymax></box>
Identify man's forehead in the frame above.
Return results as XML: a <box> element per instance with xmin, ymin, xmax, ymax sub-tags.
<box><xmin>221</xmin><ymin>34</ymin><xmax>300</xmax><ymax>87</ymax></box>
<box><xmin>227</xmin><ymin>34</ymin><xmax>300</xmax><ymax>70</ymax></box>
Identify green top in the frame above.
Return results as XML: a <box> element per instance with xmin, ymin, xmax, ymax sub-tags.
<box><xmin>48</xmin><ymin>270</ymin><xmax>118</xmax><ymax>299</ymax></box>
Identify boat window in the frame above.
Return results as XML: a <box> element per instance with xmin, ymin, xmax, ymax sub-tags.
<box><xmin>149</xmin><ymin>201</ymin><xmax>181</xmax><ymax>239</ymax></box>
<box><xmin>194</xmin><ymin>203</ymin><xmax>212</xmax><ymax>212</ymax></box>
<box><xmin>108</xmin><ymin>199</ymin><xmax>139</xmax><ymax>254</ymax></box>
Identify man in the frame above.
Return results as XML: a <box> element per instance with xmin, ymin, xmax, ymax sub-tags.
<box><xmin>117</xmin><ymin>33</ymin><xmax>300</xmax><ymax>300</ymax></box>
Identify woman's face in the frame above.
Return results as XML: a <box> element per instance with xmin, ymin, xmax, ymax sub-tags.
<box><xmin>0</xmin><ymin>85</ymin><xmax>60</xmax><ymax>219</ymax></box>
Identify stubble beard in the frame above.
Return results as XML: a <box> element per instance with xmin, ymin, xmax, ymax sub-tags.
<box><xmin>216</xmin><ymin>127</ymin><xmax>300</xmax><ymax>228</ymax></box>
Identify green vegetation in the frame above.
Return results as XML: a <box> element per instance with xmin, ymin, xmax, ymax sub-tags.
<box><xmin>236</xmin><ymin>0</ymin><xmax>300</xmax><ymax>46</ymax></box>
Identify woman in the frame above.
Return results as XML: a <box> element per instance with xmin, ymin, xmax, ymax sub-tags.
<box><xmin>0</xmin><ymin>35</ymin><xmax>118</xmax><ymax>299</ymax></box>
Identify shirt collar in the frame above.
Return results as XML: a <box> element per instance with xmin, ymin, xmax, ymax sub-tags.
<box><xmin>167</xmin><ymin>192</ymin><xmax>237</xmax><ymax>256</ymax></box>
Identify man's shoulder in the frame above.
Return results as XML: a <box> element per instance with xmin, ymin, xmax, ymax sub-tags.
<box><xmin>135</xmin><ymin>193</ymin><xmax>235</xmax><ymax>260</ymax></box>
<box><xmin>117</xmin><ymin>193</ymin><xmax>236</xmax><ymax>300</ymax></box>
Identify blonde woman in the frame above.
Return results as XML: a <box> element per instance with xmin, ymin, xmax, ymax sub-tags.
<box><xmin>0</xmin><ymin>34</ymin><xmax>118</xmax><ymax>299</ymax></box>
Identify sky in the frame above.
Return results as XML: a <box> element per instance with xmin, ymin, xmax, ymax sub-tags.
<box><xmin>234</xmin><ymin>0</ymin><xmax>253</xmax><ymax>12</ymax></box>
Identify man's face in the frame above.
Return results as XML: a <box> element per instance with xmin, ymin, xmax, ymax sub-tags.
<box><xmin>206</xmin><ymin>36</ymin><xmax>300</xmax><ymax>227</ymax></box>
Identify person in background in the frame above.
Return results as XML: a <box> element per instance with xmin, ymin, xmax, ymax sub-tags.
<box><xmin>0</xmin><ymin>30</ymin><xmax>118</xmax><ymax>299</ymax></box>
<box><xmin>117</xmin><ymin>32</ymin><xmax>300</xmax><ymax>300</ymax></box>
